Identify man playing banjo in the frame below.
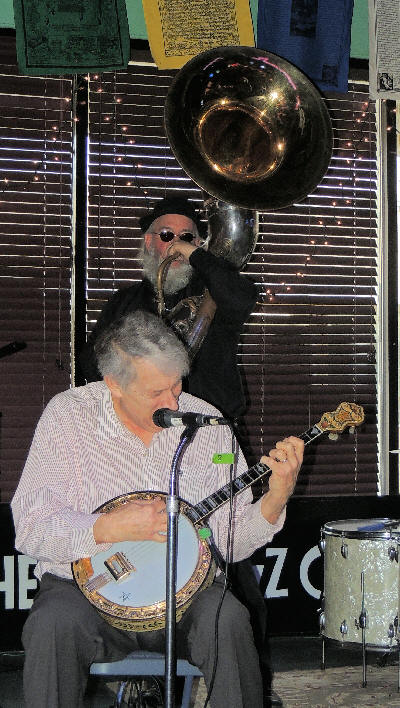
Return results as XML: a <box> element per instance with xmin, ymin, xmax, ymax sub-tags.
<box><xmin>12</xmin><ymin>310</ymin><xmax>303</xmax><ymax>708</ymax></box>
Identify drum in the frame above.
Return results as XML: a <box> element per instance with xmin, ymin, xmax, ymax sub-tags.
<box><xmin>320</xmin><ymin>519</ymin><xmax>400</xmax><ymax>649</ymax></box>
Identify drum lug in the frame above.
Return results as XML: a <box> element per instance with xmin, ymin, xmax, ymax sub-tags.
<box><xmin>318</xmin><ymin>538</ymin><xmax>325</xmax><ymax>554</ymax></box>
<box><xmin>319</xmin><ymin>611</ymin><xmax>325</xmax><ymax>632</ymax></box>
<box><xmin>388</xmin><ymin>623</ymin><xmax>396</xmax><ymax>639</ymax></box>
<box><xmin>341</xmin><ymin>542</ymin><xmax>348</xmax><ymax>559</ymax></box>
<box><xmin>355</xmin><ymin>610</ymin><xmax>367</xmax><ymax>630</ymax></box>
<box><xmin>317</xmin><ymin>596</ymin><xmax>325</xmax><ymax>627</ymax></box>
<box><xmin>388</xmin><ymin>546</ymin><xmax>398</xmax><ymax>562</ymax></box>
<box><xmin>340</xmin><ymin>620</ymin><xmax>348</xmax><ymax>636</ymax></box>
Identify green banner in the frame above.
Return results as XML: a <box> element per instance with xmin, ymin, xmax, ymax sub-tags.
<box><xmin>13</xmin><ymin>0</ymin><xmax>130</xmax><ymax>75</ymax></box>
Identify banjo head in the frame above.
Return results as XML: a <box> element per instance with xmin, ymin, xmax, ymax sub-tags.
<box><xmin>72</xmin><ymin>491</ymin><xmax>216</xmax><ymax>631</ymax></box>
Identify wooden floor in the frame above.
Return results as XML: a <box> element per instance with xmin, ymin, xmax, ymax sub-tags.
<box><xmin>193</xmin><ymin>637</ymin><xmax>400</xmax><ymax>707</ymax></box>
<box><xmin>194</xmin><ymin>664</ymin><xmax>400</xmax><ymax>707</ymax></box>
<box><xmin>1</xmin><ymin>637</ymin><xmax>399</xmax><ymax>707</ymax></box>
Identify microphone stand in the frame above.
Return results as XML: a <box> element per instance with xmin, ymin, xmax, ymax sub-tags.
<box><xmin>165</xmin><ymin>423</ymin><xmax>199</xmax><ymax>708</ymax></box>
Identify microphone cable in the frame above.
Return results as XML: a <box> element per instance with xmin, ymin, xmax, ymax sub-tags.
<box><xmin>201</xmin><ymin>422</ymin><xmax>239</xmax><ymax>708</ymax></box>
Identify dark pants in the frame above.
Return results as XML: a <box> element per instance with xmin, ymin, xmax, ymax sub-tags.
<box><xmin>22</xmin><ymin>573</ymin><xmax>263</xmax><ymax>708</ymax></box>
<box><xmin>229</xmin><ymin>559</ymin><xmax>273</xmax><ymax>694</ymax></box>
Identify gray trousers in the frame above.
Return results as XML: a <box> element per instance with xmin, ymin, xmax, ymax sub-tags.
<box><xmin>22</xmin><ymin>573</ymin><xmax>263</xmax><ymax>708</ymax></box>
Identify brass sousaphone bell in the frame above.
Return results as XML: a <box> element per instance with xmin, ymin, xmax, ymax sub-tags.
<box><xmin>165</xmin><ymin>45</ymin><xmax>333</xmax><ymax>211</ymax></box>
<box><xmin>161</xmin><ymin>46</ymin><xmax>333</xmax><ymax>355</ymax></box>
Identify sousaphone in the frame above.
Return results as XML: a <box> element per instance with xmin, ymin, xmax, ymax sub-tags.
<box><xmin>165</xmin><ymin>45</ymin><xmax>333</xmax><ymax>212</ymax></box>
<box><xmin>160</xmin><ymin>46</ymin><xmax>333</xmax><ymax>356</ymax></box>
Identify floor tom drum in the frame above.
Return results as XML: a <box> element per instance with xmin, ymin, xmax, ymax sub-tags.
<box><xmin>320</xmin><ymin>518</ymin><xmax>399</xmax><ymax>648</ymax></box>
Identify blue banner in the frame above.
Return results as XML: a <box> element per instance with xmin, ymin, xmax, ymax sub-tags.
<box><xmin>257</xmin><ymin>0</ymin><xmax>354</xmax><ymax>92</ymax></box>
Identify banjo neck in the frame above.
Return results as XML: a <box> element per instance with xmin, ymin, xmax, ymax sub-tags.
<box><xmin>186</xmin><ymin>423</ymin><xmax>323</xmax><ymax>526</ymax></box>
<box><xmin>186</xmin><ymin>401</ymin><xmax>365</xmax><ymax>526</ymax></box>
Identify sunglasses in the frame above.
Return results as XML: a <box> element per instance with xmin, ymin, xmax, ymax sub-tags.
<box><xmin>153</xmin><ymin>229</ymin><xmax>196</xmax><ymax>243</ymax></box>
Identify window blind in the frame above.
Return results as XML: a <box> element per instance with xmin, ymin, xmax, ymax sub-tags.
<box><xmin>86</xmin><ymin>65</ymin><xmax>378</xmax><ymax>496</ymax></box>
<box><xmin>239</xmin><ymin>84</ymin><xmax>378</xmax><ymax>495</ymax></box>
<box><xmin>0</xmin><ymin>67</ymin><xmax>73</xmax><ymax>502</ymax></box>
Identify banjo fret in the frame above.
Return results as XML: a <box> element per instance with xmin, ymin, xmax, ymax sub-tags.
<box><xmin>184</xmin><ymin>425</ymin><xmax>351</xmax><ymax>524</ymax></box>
<box><xmin>187</xmin><ymin>402</ymin><xmax>365</xmax><ymax>525</ymax></box>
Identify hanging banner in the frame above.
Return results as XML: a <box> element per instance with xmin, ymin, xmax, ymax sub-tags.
<box><xmin>13</xmin><ymin>0</ymin><xmax>130</xmax><ymax>75</ymax></box>
<box><xmin>142</xmin><ymin>0</ymin><xmax>254</xmax><ymax>69</ymax></box>
<box><xmin>369</xmin><ymin>0</ymin><xmax>400</xmax><ymax>99</ymax></box>
<box><xmin>257</xmin><ymin>0</ymin><xmax>354</xmax><ymax>93</ymax></box>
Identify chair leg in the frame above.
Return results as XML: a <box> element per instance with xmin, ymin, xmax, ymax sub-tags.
<box><xmin>181</xmin><ymin>675</ymin><xmax>194</xmax><ymax>708</ymax></box>
<box><xmin>116</xmin><ymin>680</ymin><xmax>128</xmax><ymax>707</ymax></box>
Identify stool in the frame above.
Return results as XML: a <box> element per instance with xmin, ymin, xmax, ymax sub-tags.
<box><xmin>90</xmin><ymin>650</ymin><xmax>203</xmax><ymax>708</ymax></box>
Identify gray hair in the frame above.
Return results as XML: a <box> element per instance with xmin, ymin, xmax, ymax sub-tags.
<box><xmin>95</xmin><ymin>310</ymin><xmax>190</xmax><ymax>388</ymax></box>
<box><xmin>139</xmin><ymin>219</ymin><xmax>207</xmax><ymax>295</ymax></box>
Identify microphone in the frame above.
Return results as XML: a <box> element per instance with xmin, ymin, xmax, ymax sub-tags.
<box><xmin>153</xmin><ymin>408</ymin><xmax>229</xmax><ymax>428</ymax></box>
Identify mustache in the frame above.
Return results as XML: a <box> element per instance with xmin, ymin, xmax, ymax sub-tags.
<box><xmin>141</xmin><ymin>248</ymin><xmax>193</xmax><ymax>295</ymax></box>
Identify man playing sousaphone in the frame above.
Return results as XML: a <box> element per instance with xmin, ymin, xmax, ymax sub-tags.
<box><xmin>12</xmin><ymin>310</ymin><xmax>304</xmax><ymax>708</ymax></box>
<box><xmin>79</xmin><ymin>196</ymin><xmax>257</xmax><ymax>420</ymax></box>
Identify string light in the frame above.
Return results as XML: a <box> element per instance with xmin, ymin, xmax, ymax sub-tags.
<box><xmin>0</xmin><ymin>106</ymin><xmax>70</xmax><ymax>197</ymax></box>
<box><xmin>78</xmin><ymin>74</ymin><xmax>377</xmax><ymax>310</ymax></box>
<box><xmin>273</xmin><ymin>97</ymin><xmax>371</xmax><ymax>288</ymax></box>
<box><xmin>87</xmin><ymin>72</ymin><xmax>167</xmax><ymax>217</ymax></box>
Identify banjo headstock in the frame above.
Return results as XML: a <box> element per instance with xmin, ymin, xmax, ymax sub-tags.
<box><xmin>316</xmin><ymin>402</ymin><xmax>364</xmax><ymax>434</ymax></box>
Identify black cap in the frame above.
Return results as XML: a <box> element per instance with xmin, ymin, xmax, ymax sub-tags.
<box><xmin>139</xmin><ymin>197</ymin><xmax>202</xmax><ymax>233</ymax></box>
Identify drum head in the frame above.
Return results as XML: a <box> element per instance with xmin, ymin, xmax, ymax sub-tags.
<box><xmin>322</xmin><ymin>518</ymin><xmax>400</xmax><ymax>539</ymax></box>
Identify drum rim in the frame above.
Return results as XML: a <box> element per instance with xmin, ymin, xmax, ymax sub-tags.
<box><xmin>322</xmin><ymin>517</ymin><xmax>400</xmax><ymax>539</ymax></box>
<box><xmin>320</xmin><ymin>634</ymin><xmax>400</xmax><ymax>652</ymax></box>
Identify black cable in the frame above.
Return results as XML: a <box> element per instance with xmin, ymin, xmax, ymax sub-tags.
<box><xmin>202</xmin><ymin>424</ymin><xmax>238</xmax><ymax>708</ymax></box>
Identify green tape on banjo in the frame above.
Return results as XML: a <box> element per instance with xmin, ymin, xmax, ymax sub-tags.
<box><xmin>212</xmin><ymin>453</ymin><xmax>235</xmax><ymax>464</ymax></box>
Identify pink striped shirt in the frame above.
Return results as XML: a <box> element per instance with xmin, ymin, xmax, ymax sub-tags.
<box><xmin>12</xmin><ymin>382</ymin><xmax>285</xmax><ymax>580</ymax></box>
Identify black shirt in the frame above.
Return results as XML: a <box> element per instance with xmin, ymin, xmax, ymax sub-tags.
<box><xmin>79</xmin><ymin>248</ymin><xmax>258</xmax><ymax>419</ymax></box>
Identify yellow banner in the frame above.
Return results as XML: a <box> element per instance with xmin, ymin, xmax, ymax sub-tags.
<box><xmin>142</xmin><ymin>0</ymin><xmax>254</xmax><ymax>69</ymax></box>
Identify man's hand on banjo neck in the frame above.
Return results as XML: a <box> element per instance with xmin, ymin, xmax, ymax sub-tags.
<box><xmin>260</xmin><ymin>435</ymin><xmax>304</xmax><ymax>525</ymax></box>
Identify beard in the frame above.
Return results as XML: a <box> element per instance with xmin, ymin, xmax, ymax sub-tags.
<box><xmin>141</xmin><ymin>245</ymin><xmax>193</xmax><ymax>295</ymax></box>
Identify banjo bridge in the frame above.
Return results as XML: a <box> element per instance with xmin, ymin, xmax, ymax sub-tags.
<box><xmin>103</xmin><ymin>552</ymin><xmax>136</xmax><ymax>581</ymax></box>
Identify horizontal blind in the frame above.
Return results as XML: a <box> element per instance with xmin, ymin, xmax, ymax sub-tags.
<box><xmin>87</xmin><ymin>66</ymin><xmax>378</xmax><ymax>496</ymax></box>
<box><xmin>240</xmin><ymin>82</ymin><xmax>378</xmax><ymax>494</ymax></box>
<box><xmin>0</xmin><ymin>67</ymin><xmax>73</xmax><ymax>502</ymax></box>
<box><xmin>86</xmin><ymin>65</ymin><xmax>204</xmax><ymax>329</ymax></box>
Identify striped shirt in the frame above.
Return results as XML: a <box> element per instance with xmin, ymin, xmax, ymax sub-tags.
<box><xmin>11</xmin><ymin>382</ymin><xmax>285</xmax><ymax>580</ymax></box>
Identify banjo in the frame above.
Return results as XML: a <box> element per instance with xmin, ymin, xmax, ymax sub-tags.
<box><xmin>72</xmin><ymin>402</ymin><xmax>364</xmax><ymax>632</ymax></box>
